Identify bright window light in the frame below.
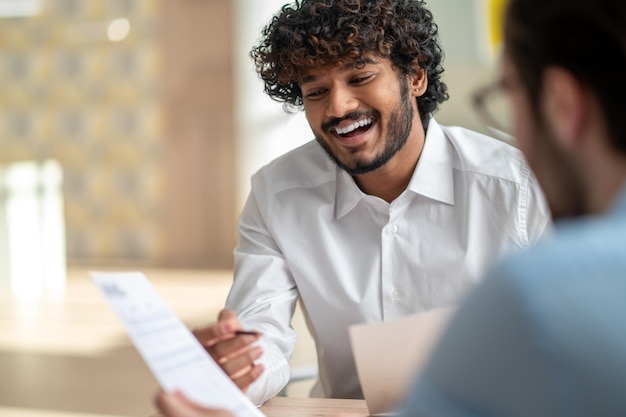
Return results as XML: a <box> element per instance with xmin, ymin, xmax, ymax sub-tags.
<box><xmin>0</xmin><ymin>0</ymin><xmax>40</xmax><ymax>17</ymax></box>
<box><xmin>107</xmin><ymin>18</ymin><xmax>130</xmax><ymax>42</ymax></box>
<box><xmin>2</xmin><ymin>160</ymin><xmax>66</xmax><ymax>300</ymax></box>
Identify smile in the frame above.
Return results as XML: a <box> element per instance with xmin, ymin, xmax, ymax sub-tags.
<box><xmin>333</xmin><ymin>117</ymin><xmax>373</xmax><ymax>137</ymax></box>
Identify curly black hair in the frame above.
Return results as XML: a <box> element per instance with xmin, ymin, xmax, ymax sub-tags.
<box><xmin>251</xmin><ymin>0</ymin><xmax>449</xmax><ymax>125</ymax></box>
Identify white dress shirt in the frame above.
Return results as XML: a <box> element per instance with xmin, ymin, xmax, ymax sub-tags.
<box><xmin>226</xmin><ymin>118</ymin><xmax>551</xmax><ymax>404</ymax></box>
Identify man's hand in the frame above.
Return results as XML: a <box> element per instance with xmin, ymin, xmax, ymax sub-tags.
<box><xmin>193</xmin><ymin>309</ymin><xmax>264</xmax><ymax>391</ymax></box>
<box><xmin>155</xmin><ymin>390</ymin><xmax>236</xmax><ymax>417</ymax></box>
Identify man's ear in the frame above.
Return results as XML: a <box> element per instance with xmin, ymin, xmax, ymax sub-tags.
<box><xmin>409</xmin><ymin>66</ymin><xmax>428</xmax><ymax>97</ymax></box>
<box><xmin>541</xmin><ymin>67</ymin><xmax>587</xmax><ymax>149</ymax></box>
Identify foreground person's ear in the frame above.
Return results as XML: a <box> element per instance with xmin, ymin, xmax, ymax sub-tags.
<box><xmin>541</xmin><ymin>66</ymin><xmax>588</xmax><ymax>149</ymax></box>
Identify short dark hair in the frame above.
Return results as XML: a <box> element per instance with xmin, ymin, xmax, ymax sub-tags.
<box><xmin>505</xmin><ymin>0</ymin><xmax>626</xmax><ymax>152</ymax></box>
<box><xmin>251</xmin><ymin>0</ymin><xmax>449</xmax><ymax>126</ymax></box>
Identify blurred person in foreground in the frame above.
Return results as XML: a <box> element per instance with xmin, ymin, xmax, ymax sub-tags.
<box><xmin>156</xmin><ymin>0</ymin><xmax>626</xmax><ymax>415</ymax></box>
<box><xmin>191</xmin><ymin>0</ymin><xmax>549</xmax><ymax>405</ymax></box>
<box><xmin>401</xmin><ymin>0</ymin><xmax>626</xmax><ymax>415</ymax></box>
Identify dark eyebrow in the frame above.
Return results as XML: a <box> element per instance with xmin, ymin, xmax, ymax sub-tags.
<box><xmin>300</xmin><ymin>57</ymin><xmax>380</xmax><ymax>85</ymax></box>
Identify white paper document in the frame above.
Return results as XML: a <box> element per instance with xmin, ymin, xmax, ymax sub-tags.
<box><xmin>349</xmin><ymin>308</ymin><xmax>455</xmax><ymax>416</ymax></box>
<box><xmin>90</xmin><ymin>271</ymin><xmax>265</xmax><ymax>417</ymax></box>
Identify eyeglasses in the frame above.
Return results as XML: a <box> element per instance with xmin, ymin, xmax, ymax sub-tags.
<box><xmin>472</xmin><ymin>81</ymin><xmax>514</xmax><ymax>143</ymax></box>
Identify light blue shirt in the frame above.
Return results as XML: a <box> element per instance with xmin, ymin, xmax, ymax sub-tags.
<box><xmin>401</xmin><ymin>186</ymin><xmax>626</xmax><ymax>417</ymax></box>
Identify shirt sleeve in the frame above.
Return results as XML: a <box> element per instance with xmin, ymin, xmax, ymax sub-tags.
<box><xmin>524</xmin><ymin>169</ymin><xmax>553</xmax><ymax>245</ymax></box>
<box><xmin>225</xmin><ymin>173</ymin><xmax>298</xmax><ymax>405</ymax></box>
<box><xmin>397</xmin><ymin>263</ymin><xmax>559</xmax><ymax>417</ymax></box>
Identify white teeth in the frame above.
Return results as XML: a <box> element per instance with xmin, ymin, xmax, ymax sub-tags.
<box><xmin>334</xmin><ymin>117</ymin><xmax>372</xmax><ymax>135</ymax></box>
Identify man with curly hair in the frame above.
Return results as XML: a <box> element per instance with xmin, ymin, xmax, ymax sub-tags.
<box><xmin>190</xmin><ymin>0</ymin><xmax>549</xmax><ymax>405</ymax></box>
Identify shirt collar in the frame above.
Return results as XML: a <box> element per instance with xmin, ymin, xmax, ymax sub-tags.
<box><xmin>334</xmin><ymin>118</ymin><xmax>455</xmax><ymax>219</ymax></box>
<box><xmin>407</xmin><ymin>118</ymin><xmax>455</xmax><ymax>205</ymax></box>
<box><xmin>335</xmin><ymin>168</ymin><xmax>365</xmax><ymax>219</ymax></box>
<box><xmin>608</xmin><ymin>182</ymin><xmax>626</xmax><ymax>217</ymax></box>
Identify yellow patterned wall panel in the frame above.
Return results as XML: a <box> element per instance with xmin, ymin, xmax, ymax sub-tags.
<box><xmin>0</xmin><ymin>0</ymin><xmax>164</xmax><ymax>265</ymax></box>
<box><xmin>3</xmin><ymin>85</ymin><xmax>30</xmax><ymax>108</ymax></box>
<box><xmin>31</xmin><ymin>110</ymin><xmax>54</xmax><ymax>142</ymax></box>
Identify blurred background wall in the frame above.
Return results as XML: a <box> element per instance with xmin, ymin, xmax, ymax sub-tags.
<box><xmin>0</xmin><ymin>0</ymin><xmax>504</xmax><ymax>273</ymax></box>
<box><xmin>0</xmin><ymin>0</ymin><xmax>165</xmax><ymax>270</ymax></box>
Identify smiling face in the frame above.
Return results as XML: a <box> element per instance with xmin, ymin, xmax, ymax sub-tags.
<box><xmin>300</xmin><ymin>54</ymin><xmax>424</xmax><ymax>176</ymax></box>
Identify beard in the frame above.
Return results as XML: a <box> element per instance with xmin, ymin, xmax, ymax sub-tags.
<box><xmin>315</xmin><ymin>79</ymin><xmax>414</xmax><ymax>176</ymax></box>
<box><xmin>527</xmin><ymin>121</ymin><xmax>587</xmax><ymax>220</ymax></box>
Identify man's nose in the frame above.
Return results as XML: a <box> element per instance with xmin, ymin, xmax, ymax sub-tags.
<box><xmin>325</xmin><ymin>86</ymin><xmax>358</xmax><ymax>118</ymax></box>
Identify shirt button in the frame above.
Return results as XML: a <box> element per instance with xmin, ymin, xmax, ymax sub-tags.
<box><xmin>389</xmin><ymin>224</ymin><xmax>399</xmax><ymax>234</ymax></box>
<box><xmin>391</xmin><ymin>290</ymin><xmax>399</xmax><ymax>300</ymax></box>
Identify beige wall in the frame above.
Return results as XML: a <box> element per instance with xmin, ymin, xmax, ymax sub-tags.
<box><xmin>0</xmin><ymin>0</ymin><xmax>166</xmax><ymax>266</ymax></box>
<box><xmin>161</xmin><ymin>0</ymin><xmax>236</xmax><ymax>269</ymax></box>
<box><xmin>0</xmin><ymin>0</ymin><xmax>238</xmax><ymax>269</ymax></box>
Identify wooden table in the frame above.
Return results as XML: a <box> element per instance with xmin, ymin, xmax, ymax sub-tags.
<box><xmin>151</xmin><ymin>396</ymin><xmax>369</xmax><ymax>417</ymax></box>
<box><xmin>260</xmin><ymin>397</ymin><xmax>369</xmax><ymax>417</ymax></box>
